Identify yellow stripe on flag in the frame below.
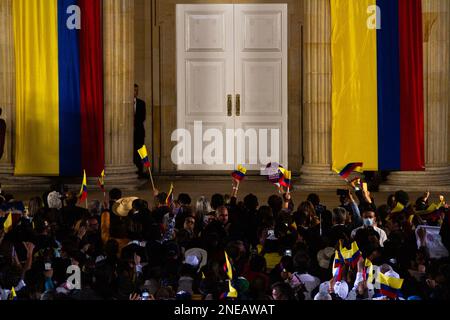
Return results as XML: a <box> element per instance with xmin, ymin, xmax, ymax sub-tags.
<box><xmin>331</xmin><ymin>0</ymin><xmax>379</xmax><ymax>171</ymax></box>
<box><xmin>13</xmin><ymin>0</ymin><xmax>60</xmax><ymax>175</ymax></box>
<box><xmin>3</xmin><ymin>213</ymin><xmax>13</xmax><ymax>233</ymax></box>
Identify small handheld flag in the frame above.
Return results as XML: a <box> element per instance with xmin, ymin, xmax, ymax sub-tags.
<box><xmin>338</xmin><ymin>241</ymin><xmax>361</xmax><ymax>268</ymax></box>
<box><xmin>226</xmin><ymin>280</ymin><xmax>238</xmax><ymax>298</ymax></box>
<box><xmin>138</xmin><ymin>145</ymin><xmax>156</xmax><ymax>191</ymax></box>
<box><xmin>332</xmin><ymin>250</ymin><xmax>344</xmax><ymax>281</ymax></box>
<box><xmin>336</xmin><ymin>162</ymin><xmax>363</xmax><ymax>180</ymax></box>
<box><xmin>231</xmin><ymin>165</ymin><xmax>247</xmax><ymax>181</ymax></box>
<box><xmin>391</xmin><ymin>202</ymin><xmax>405</xmax><ymax>214</ymax></box>
<box><xmin>3</xmin><ymin>212</ymin><xmax>13</xmax><ymax>233</ymax></box>
<box><xmin>363</xmin><ymin>259</ymin><xmax>374</xmax><ymax>284</ymax></box>
<box><xmin>279</xmin><ymin>170</ymin><xmax>292</xmax><ymax>188</ymax></box>
<box><xmin>224</xmin><ymin>251</ymin><xmax>233</xmax><ymax>280</ymax></box>
<box><xmin>9</xmin><ymin>287</ymin><xmax>17</xmax><ymax>300</ymax></box>
<box><xmin>166</xmin><ymin>183</ymin><xmax>174</xmax><ymax>207</ymax></box>
<box><xmin>137</xmin><ymin>145</ymin><xmax>151</xmax><ymax>168</ymax></box>
<box><xmin>97</xmin><ymin>169</ymin><xmax>105</xmax><ymax>192</ymax></box>
<box><xmin>78</xmin><ymin>170</ymin><xmax>88</xmax><ymax>204</ymax></box>
<box><xmin>378</xmin><ymin>272</ymin><xmax>404</xmax><ymax>299</ymax></box>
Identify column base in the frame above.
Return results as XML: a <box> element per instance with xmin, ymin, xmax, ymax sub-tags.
<box><xmin>298</xmin><ymin>164</ymin><xmax>348</xmax><ymax>191</ymax></box>
<box><xmin>380</xmin><ymin>166</ymin><xmax>450</xmax><ymax>192</ymax></box>
<box><xmin>104</xmin><ymin>164</ymin><xmax>146</xmax><ymax>191</ymax></box>
<box><xmin>0</xmin><ymin>175</ymin><xmax>56</xmax><ymax>191</ymax></box>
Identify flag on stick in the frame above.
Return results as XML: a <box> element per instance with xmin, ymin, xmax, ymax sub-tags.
<box><xmin>279</xmin><ymin>170</ymin><xmax>292</xmax><ymax>188</ymax></box>
<box><xmin>3</xmin><ymin>212</ymin><xmax>13</xmax><ymax>234</ymax></box>
<box><xmin>224</xmin><ymin>251</ymin><xmax>233</xmax><ymax>280</ymax></box>
<box><xmin>78</xmin><ymin>170</ymin><xmax>88</xmax><ymax>204</ymax></box>
<box><xmin>97</xmin><ymin>169</ymin><xmax>105</xmax><ymax>192</ymax></box>
<box><xmin>335</xmin><ymin>162</ymin><xmax>363</xmax><ymax>180</ymax></box>
<box><xmin>137</xmin><ymin>145</ymin><xmax>151</xmax><ymax>168</ymax></box>
<box><xmin>378</xmin><ymin>272</ymin><xmax>404</xmax><ymax>299</ymax></box>
<box><xmin>166</xmin><ymin>183</ymin><xmax>174</xmax><ymax>207</ymax></box>
<box><xmin>231</xmin><ymin>165</ymin><xmax>247</xmax><ymax>181</ymax></box>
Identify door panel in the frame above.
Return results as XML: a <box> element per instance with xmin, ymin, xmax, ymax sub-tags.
<box><xmin>177</xmin><ymin>5</ymin><xmax>234</xmax><ymax>170</ymax></box>
<box><xmin>235</xmin><ymin>4</ymin><xmax>288</xmax><ymax>171</ymax></box>
<box><xmin>176</xmin><ymin>4</ymin><xmax>288</xmax><ymax>171</ymax></box>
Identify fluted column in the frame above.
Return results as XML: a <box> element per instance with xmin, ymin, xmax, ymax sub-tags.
<box><xmin>300</xmin><ymin>0</ymin><xmax>345</xmax><ymax>190</ymax></box>
<box><xmin>382</xmin><ymin>0</ymin><xmax>450</xmax><ymax>192</ymax></box>
<box><xmin>0</xmin><ymin>0</ymin><xmax>15</xmax><ymax>175</ymax></box>
<box><xmin>103</xmin><ymin>0</ymin><xmax>141</xmax><ymax>189</ymax></box>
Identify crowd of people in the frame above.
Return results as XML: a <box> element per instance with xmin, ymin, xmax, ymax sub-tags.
<box><xmin>0</xmin><ymin>177</ymin><xmax>449</xmax><ymax>301</ymax></box>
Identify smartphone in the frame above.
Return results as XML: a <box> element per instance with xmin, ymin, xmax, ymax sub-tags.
<box><xmin>45</xmin><ymin>262</ymin><xmax>52</xmax><ymax>271</ymax></box>
<box><xmin>141</xmin><ymin>292</ymin><xmax>150</xmax><ymax>300</ymax></box>
<box><xmin>284</xmin><ymin>249</ymin><xmax>292</xmax><ymax>257</ymax></box>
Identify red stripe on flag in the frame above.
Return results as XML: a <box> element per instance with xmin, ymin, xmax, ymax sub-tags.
<box><xmin>79</xmin><ymin>0</ymin><xmax>104</xmax><ymax>176</ymax></box>
<box><xmin>398</xmin><ymin>0</ymin><xmax>425</xmax><ymax>171</ymax></box>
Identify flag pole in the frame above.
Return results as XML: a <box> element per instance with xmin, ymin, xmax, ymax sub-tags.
<box><xmin>147</xmin><ymin>166</ymin><xmax>156</xmax><ymax>191</ymax></box>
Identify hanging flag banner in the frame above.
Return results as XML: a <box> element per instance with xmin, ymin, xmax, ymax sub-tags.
<box><xmin>13</xmin><ymin>0</ymin><xmax>104</xmax><ymax>176</ymax></box>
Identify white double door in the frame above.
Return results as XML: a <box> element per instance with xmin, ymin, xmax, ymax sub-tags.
<box><xmin>176</xmin><ymin>4</ymin><xmax>288</xmax><ymax>171</ymax></box>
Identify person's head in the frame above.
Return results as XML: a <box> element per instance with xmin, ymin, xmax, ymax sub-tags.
<box><xmin>28</xmin><ymin>197</ymin><xmax>43</xmax><ymax>217</ymax></box>
<box><xmin>88</xmin><ymin>200</ymin><xmax>101</xmax><ymax>216</ymax></box>
<box><xmin>296</xmin><ymin>201</ymin><xmax>318</xmax><ymax>228</ymax></box>
<box><xmin>134</xmin><ymin>84</ymin><xmax>139</xmax><ymax>98</ymax></box>
<box><xmin>244</xmin><ymin>194</ymin><xmax>259</xmax><ymax>211</ymax></box>
<box><xmin>183</xmin><ymin>216</ymin><xmax>196</xmax><ymax>232</ymax></box>
<box><xmin>271</xmin><ymin>282</ymin><xmax>294</xmax><ymax>300</ymax></box>
<box><xmin>177</xmin><ymin>193</ymin><xmax>191</xmax><ymax>206</ymax></box>
<box><xmin>394</xmin><ymin>190</ymin><xmax>409</xmax><ymax>206</ymax></box>
<box><xmin>195</xmin><ymin>196</ymin><xmax>211</xmax><ymax>218</ymax></box>
<box><xmin>64</xmin><ymin>191</ymin><xmax>78</xmax><ymax>207</ymax></box>
<box><xmin>216</xmin><ymin>206</ymin><xmax>228</xmax><ymax>225</ymax></box>
<box><xmin>155</xmin><ymin>192</ymin><xmax>168</xmax><ymax>207</ymax></box>
<box><xmin>257</xmin><ymin>205</ymin><xmax>273</xmax><ymax>223</ymax></box>
<box><xmin>109</xmin><ymin>188</ymin><xmax>122</xmax><ymax>202</ymax></box>
<box><xmin>332</xmin><ymin>207</ymin><xmax>347</xmax><ymax>225</ymax></box>
<box><xmin>387</xmin><ymin>194</ymin><xmax>396</xmax><ymax>209</ymax></box>
<box><xmin>362</xmin><ymin>210</ymin><xmax>377</xmax><ymax>227</ymax></box>
<box><xmin>211</xmin><ymin>194</ymin><xmax>224</xmax><ymax>210</ymax></box>
<box><xmin>293</xmin><ymin>252</ymin><xmax>311</xmax><ymax>274</ymax></box>
<box><xmin>268</xmin><ymin>195</ymin><xmax>283</xmax><ymax>216</ymax></box>
<box><xmin>307</xmin><ymin>193</ymin><xmax>320</xmax><ymax>207</ymax></box>
<box><xmin>250</xmin><ymin>255</ymin><xmax>267</xmax><ymax>273</ymax></box>
<box><xmin>87</xmin><ymin>216</ymin><xmax>99</xmax><ymax>233</ymax></box>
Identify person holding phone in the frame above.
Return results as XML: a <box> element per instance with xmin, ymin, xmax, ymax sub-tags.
<box><xmin>337</xmin><ymin>188</ymin><xmax>362</xmax><ymax>230</ymax></box>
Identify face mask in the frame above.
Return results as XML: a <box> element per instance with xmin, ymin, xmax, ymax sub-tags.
<box><xmin>363</xmin><ymin>218</ymin><xmax>374</xmax><ymax>226</ymax></box>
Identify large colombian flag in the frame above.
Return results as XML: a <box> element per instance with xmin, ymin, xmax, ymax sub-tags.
<box><xmin>12</xmin><ymin>0</ymin><xmax>104</xmax><ymax>176</ymax></box>
<box><xmin>331</xmin><ymin>0</ymin><xmax>425</xmax><ymax>171</ymax></box>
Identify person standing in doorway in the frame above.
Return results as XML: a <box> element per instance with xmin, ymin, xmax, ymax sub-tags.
<box><xmin>133</xmin><ymin>84</ymin><xmax>148</xmax><ymax>178</ymax></box>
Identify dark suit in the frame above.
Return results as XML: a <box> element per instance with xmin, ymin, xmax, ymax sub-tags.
<box><xmin>134</xmin><ymin>98</ymin><xmax>146</xmax><ymax>174</ymax></box>
<box><xmin>0</xmin><ymin>119</ymin><xmax>6</xmax><ymax>160</ymax></box>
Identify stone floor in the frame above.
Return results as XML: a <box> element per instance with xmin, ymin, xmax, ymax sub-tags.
<box><xmin>6</xmin><ymin>178</ymin><xmax>448</xmax><ymax>210</ymax></box>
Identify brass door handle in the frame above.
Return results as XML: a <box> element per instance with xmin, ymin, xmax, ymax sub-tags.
<box><xmin>236</xmin><ymin>94</ymin><xmax>240</xmax><ymax>116</ymax></box>
<box><xmin>227</xmin><ymin>94</ymin><xmax>232</xmax><ymax>116</ymax></box>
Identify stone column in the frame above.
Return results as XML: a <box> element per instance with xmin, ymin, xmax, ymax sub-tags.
<box><xmin>103</xmin><ymin>0</ymin><xmax>142</xmax><ymax>190</ymax></box>
<box><xmin>381</xmin><ymin>0</ymin><xmax>450</xmax><ymax>192</ymax></box>
<box><xmin>0</xmin><ymin>0</ymin><xmax>15</xmax><ymax>176</ymax></box>
<box><xmin>300</xmin><ymin>0</ymin><xmax>345</xmax><ymax>190</ymax></box>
